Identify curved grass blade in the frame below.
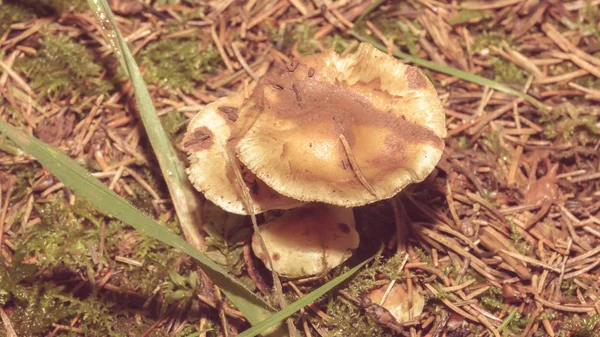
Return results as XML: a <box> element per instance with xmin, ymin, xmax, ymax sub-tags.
<box><xmin>236</xmin><ymin>255</ymin><xmax>375</xmax><ymax>337</ymax></box>
<box><xmin>85</xmin><ymin>0</ymin><xmax>204</xmax><ymax>251</ymax></box>
<box><xmin>349</xmin><ymin>31</ymin><xmax>548</xmax><ymax>110</ymax></box>
<box><xmin>0</xmin><ymin>121</ymin><xmax>275</xmax><ymax>326</ymax></box>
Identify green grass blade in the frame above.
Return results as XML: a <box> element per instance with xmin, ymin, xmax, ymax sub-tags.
<box><xmin>236</xmin><ymin>255</ymin><xmax>375</xmax><ymax>337</ymax></box>
<box><xmin>354</xmin><ymin>0</ymin><xmax>386</xmax><ymax>26</ymax></box>
<box><xmin>85</xmin><ymin>0</ymin><xmax>205</xmax><ymax>251</ymax></box>
<box><xmin>0</xmin><ymin>121</ymin><xmax>276</xmax><ymax>325</ymax></box>
<box><xmin>349</xmin><ymin>31</ymin><xmax>548</xmax><ymax>110</ymax></box>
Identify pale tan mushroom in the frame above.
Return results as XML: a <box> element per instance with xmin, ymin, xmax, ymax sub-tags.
<box><xmin>230</xmin><ymin>43</ymin><xmax>446</xmax><ymax>207</ymax></box>
<box><xmin>366</xmin><ymin>283</ymin><xmax>425</xmax><ymax>324</ymax></box>
<box><xmin>251</xmin><ymin>204</ymin><xmax>359</xmax><ymax>279</ymax></box>
<box><xmin>183</xmin><ymin>92</ymin><xmax>304</xmax><ymax>215</ymax></box>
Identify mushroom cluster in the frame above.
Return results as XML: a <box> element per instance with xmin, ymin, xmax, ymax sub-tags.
<box><xmin>183</xmin><ymin>43</ymin><xmax>446</xmax><ymax>279</ymax></box>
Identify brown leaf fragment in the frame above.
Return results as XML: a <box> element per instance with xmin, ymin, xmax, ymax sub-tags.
<box><xmin>34</xmin><ymin>111</ymin><xmax>76</xmax><ymax>147</ymax></box>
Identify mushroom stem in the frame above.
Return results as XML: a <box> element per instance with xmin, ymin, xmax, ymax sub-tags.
<box><xmin>338</xmin><ymin>133</ymin><xmax>378</xmax><ymax>197</ymax></box>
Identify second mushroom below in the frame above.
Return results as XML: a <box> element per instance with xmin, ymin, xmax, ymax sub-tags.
<box><xmin>251</xmin><ymin>203</ymin><xmax>360</xmax><ymax>279</ymax></box>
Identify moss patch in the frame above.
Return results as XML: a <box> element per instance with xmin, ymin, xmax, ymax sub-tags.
<box><xmin>16</xmin><ymin>32</ymin><xmax>112</xmax><ymax>100</ymax></box>
<box><xmin>489</xmin><ymin>57</ymin><xmax>528</xmax><ymax>85</ymax></box>
<box><xmin>138</xmin><ymin>38</ymin><xmax>220</xmax><ymax>92</ymax></box>
<box><xmin>326</xmin><ymin>297</ymin><xmax>393</xmax><ymax>337</ymax></box>
<box><xmin>0</xmin><ymin>3</ymin><xmax>36</xmax><ymax>35</ymax></box>
<box><xmin>2</xmin><ymin>191</ymin><xmax>200</xmax><ymax>335</ymax></box>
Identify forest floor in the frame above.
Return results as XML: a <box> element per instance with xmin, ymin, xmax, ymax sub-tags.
<box><xmin>1</xmin><ymin>0</ymin><xmax>600</xmax><ymax>336</ymax></box>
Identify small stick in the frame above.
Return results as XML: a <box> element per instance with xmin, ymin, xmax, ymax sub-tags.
<box><xmin>339</xmin><ymin>134</ymin><xmax>377</xmax><ymax>197</ymax></box>
<box><xmin>243</xmin><ymin>243</ymin><xmax>269</xmax><ymax>296</ymax></box>
<box><xmin>0</xmin><ymin>308</ymin><xmax>16</xmax><ymax>337</ymax></box>
<box><xmin>225</xmin><ymin>146</ymin><xmax>297</xmax><ymax>337</ymax></box>
<box><xmin>535</xmin><ymin>296</ymin><xmax>596</xmax><ymax>313</ymax></box>
<box><xmin>0</xmin><ymin>181</ymin><xmax>13</xmax><ymax>250</ymax></box>
<box><xmin>231</xmin><ymin>42</ymin><xmax>259</xmax><ymax>82</ymax></box>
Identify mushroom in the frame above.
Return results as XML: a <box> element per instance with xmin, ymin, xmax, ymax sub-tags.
<box><xmin>251</xmin><ymin>203</ymin><xmax>359</xmax><ymax>279</ymax></box>
<box><xmin>364</xmin><ymin>283</ymin><xmax>425</xmax><ymax>324</ymax></box>
<box><xmin>183</xmin><ymin>92</ymin><xmax>304</xmax><ymax>215</ymax></box>
<box><xmin>230</xmin><ymin>43</ymin><xmax>446</xmax><ymax>207</ymax></box>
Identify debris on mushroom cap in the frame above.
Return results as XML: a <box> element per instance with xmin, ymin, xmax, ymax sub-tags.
<box><xmin>251</xmin><ymin>204</ymin><xmax>359</xmax><ymax>279</ymax></box>
<box><xmin>183</xmin><ymin>92</ymin><xmax>304</xmax><ymax>215</ymax></box>
<box><xmin>232</xmin><ymin>42</ymin><xmax>447</xmax><ymax>207</ymax></box>
<box><xmin>365</xmin><ymin>283</ymin><xmax>425</xmax><ymax>324</ymax></box>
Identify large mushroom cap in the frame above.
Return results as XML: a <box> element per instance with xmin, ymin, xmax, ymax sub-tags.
<box><xmin>232</xmin><ymin>43</ymin><xmax>446</xmax><ymax>207</ymax></box>
<box><xmin>183</xmin><ymin>93</ymin><xmax>304</xmax><ymax>215</ymax></box>
<box><xmin>251</xmin><ymin>204</ymin><xmax>359</xmax><ymax>279</ymax></box>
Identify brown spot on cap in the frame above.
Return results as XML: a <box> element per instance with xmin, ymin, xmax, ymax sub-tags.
<box><xmin>338</xmin><ymin>223</ymin><xmax>350</xmax><ymax>234</ymax></box>
<box><xmin>405</xmin><ymin>66</ymin><xmax>427</xmax><ymax>90</ymax></box>
<box><xmin>218</xmin><ymin>106</ymin><xmax>239</xmax><ymax>122</ymax></box>
<box><xmin>272</xmin><ymin>252</ymin><xmax>280</xmax><ymax>261</ymax></box>
<box><xmin>286</xmin><ymin>61</ymin><xmax>299</xmax><ymax>72</ymax></box>
<box><xmin>182</xmin><ymin>127</ymin><xmax>213</xmax><ymax>151</ymax></box>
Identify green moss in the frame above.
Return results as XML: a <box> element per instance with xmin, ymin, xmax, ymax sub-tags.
<box><xmin>43</xmin><ymin>0</ymin><xmax>87</xmax><ymax>13</ymax></box>
<box><xmin>6</xmin><ymin>163</ymin><xmax>37</xmax><ymax>201</ymax></box>
<box><xmin>24</xmin><ymin>193</ymin><xmax>109</xmax><ymax>270</ymax></box>
<box><xmin>160</xmin><ymin>110</ymin><xmax>188</xmax><ymax>154</ymax></box>
<box><xmin>456</xmin><ymin>136</ymin><xmax>469</xmax><ymax>149</ymax></box>
<box><xmin>559</xmin><ymin>315</ymin><xmax>600</xmax><ymax>337</ymax></box>
<box><xmin>574</xmin><ymin>74</ymin><xmax>600</xmax><ymax>90</ymax></box>
<box><xmin>268</xmin><ymin>21</ymin><xmax>320</xmax><ymax>55</ymax></box>
<box><xmin>498</xmin><ymin>309</ymin><xmax>530</xmax><ymax>336</ymax></box>
<box><xmin>561</xmin><ymin>279</ymin><xmax>579</xmax><ymax>298</ymax></box>
<box><xmin>579</xmin><ymin>4</ymin><xmax>600</xmax><ymax>43</ymax></box>
<box><xmin>327</xmin><ymin>33</ymin><xmax>352</xmax><ymax>54</ymax></box>
<box><xmin>482</xmin><ymin>127</ymin><xmax>511</xmax><ymax>162</ymax></box>
<box><xmin>537</xmin><ymin>311</ymin><xmax>557</xmax><ymax>321</ymax></box>
<box><xmin>414</xmin><ymin>246</ymin><xmax>433</xmax><ymax>265</ymax></box>
<box><xmin>472</xmin><ymin>31</ymin><xmax>505</xmax><ymax>53</ymax></box>
<box><xmin>16</xmin><ymin>32</ymin><xmax>112</xmax><ymax>100</ymax></box>
<box><xmin>139</xmin><ymin>38</ymin><xmax>220</xmax><ymax>92</ymax></box>
<box><xmin>0</xmin><ymin>0</ymin><xmax>87</xmax><ymax>31</ymax></box>
<box><xmin>22</xmin><ymin>192</ymin><xmax>186</xmax><ymax>296</ymax></box>
<box><xmin>489</xmin><ymin>57</ymin><xmax>528</xmax><ymax>85</ymax></box>
<box><xmin>326</xmin><ymin>297</ymin><xmax>393</xmax><ymax>337</ymax></box>
<box><xmin>0</xmin><ymin>3</ymin><xmax>35</xmax><ymax>35</ymax></box>
<box><xmin>3</xmin><ymin>180</ymin><xmax>207</xmax><ymax>334</ymax></box>
<box><xmin>540</xmin><ymin>103</ymin><xmax>599</xmax><ymax>141</ymax></box>
<box><xmin>0</xmin><ymin>253</ymin><xmax>115</xmax><ymax>336</ymax></box>
<box><xmin>370</xmin><ymin>18</ymin><xmax>419</xmax><ymax>56</ymax></box>
<box><xmin>450</xmin><ymin>9</ymin><xmax>493</xmax><ymax>25</ymax></box>
<box><xmin>480</xmin><ymin>286</ymin><xmax>505</xmax><ymax>311</ymax></box>
<box><xmin>509</xmin><ymin>223</ymin><xmax>531</xmax><ymax>256</ymax></box>
<box><xmin>340</xmin><ymin>253</ymin><xmax>406</xmax><ymax>298</ymax></box>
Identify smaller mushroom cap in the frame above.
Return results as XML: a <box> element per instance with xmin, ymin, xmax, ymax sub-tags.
<box><xmin>251</xmin><ymin>204</ymin><xmax>359</xmax><ymax>278</ymax></box>
<box><xmin>183</xmin><ymin>93</ymin><xmax>304</xmax><ymax>215</ymax></box>
<box><xmin>233</xmin><ymin>42</ymin><xmax>446</xmax><ymax>207</ymax></box>
<box><xmin>366</xmin><ymin>284</ymin><xmax>425</xmax><ymax>324</ymax></box>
